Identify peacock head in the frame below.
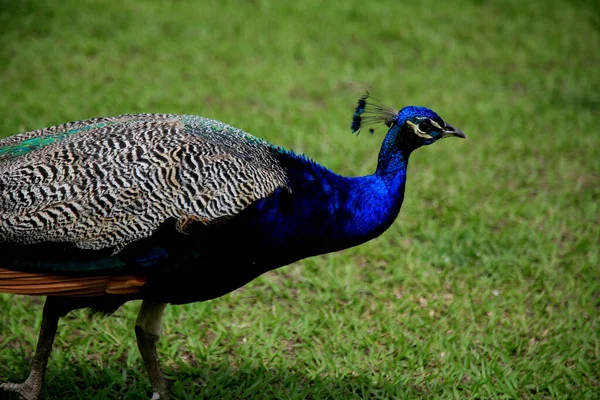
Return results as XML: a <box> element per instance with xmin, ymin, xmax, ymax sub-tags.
<box><xmin>351</xmin><ymin>92</ymin><xmax>466</xmax><ymax>150</ymax></box>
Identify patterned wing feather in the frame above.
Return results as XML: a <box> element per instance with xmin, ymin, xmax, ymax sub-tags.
<box><xmin>0</xmin><ymin>114</ymin><xmax>289</xmax><ymax>255</ymax></box>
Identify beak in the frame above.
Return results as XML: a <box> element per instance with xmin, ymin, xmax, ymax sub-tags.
<box><xmin>441</xmin><ymin>123</ymin><xmax>467</xmax><ymax>139</ymax></box>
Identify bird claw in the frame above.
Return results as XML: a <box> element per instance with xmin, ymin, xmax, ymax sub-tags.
<box><xmin>0</xmin><ymin>381</ymin><xmax>41</xmax><ymax>400</ymax></box>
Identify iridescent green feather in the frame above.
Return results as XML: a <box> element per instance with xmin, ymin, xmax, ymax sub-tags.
<box><xmin>0</xmin><ymin>125</ymin><xmax>106</xmax><ymax>162</ymax></box>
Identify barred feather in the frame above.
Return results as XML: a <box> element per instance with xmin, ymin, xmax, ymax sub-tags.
<box><xmin>0</xmin><ymin>114</ymin><xmax>289</xmax><ymax>252</ymax></box>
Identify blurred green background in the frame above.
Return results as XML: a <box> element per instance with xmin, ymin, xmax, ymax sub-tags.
<box><xmin>1</xmin><ymin>0</ymin><xmax>598</xmax><ymax>399</ymax></box>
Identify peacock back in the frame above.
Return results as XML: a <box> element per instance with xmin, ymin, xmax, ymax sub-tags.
<box><xmin>0</xmin><ymin>114</ymin><xmax>289</xmax><ymax>254</ymax></box>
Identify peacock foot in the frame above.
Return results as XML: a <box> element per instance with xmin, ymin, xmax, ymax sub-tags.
<box><xmin>0</xmin><ymin>380</ymin><xmax>41</xmax><ymax>400</ymax></box>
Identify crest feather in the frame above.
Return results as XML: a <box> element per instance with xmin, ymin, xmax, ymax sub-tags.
<box><xmin>350</xmin><ymin>92</ymin><xmax>399</xmax><ymax>134</ymax></box>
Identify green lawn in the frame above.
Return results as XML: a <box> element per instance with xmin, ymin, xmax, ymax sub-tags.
<box><xmin>0</xmin><ymin>0</ymin><xmax>598</xmax><ymax>398</ymax></box>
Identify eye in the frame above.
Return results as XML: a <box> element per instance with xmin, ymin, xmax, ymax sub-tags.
<box><xmin>418</xmin><ymin>120</ymin><xmax>432</xmax><ymax>132</ymax></box>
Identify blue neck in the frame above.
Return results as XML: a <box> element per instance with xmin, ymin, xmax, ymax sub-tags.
<box><xmin>348</xmin><ymin>125</ymin><xmax>411</xmax><ymax>240</ymax></box>
<box><xmin>248</xmin><ymin>132</ymin><xmax>411</xmax><ymax>260</ymax></box>
<box><xmin>375</xmin><ymin>124</ymin><xmax>411</xmax><ymax>186</ymax></box>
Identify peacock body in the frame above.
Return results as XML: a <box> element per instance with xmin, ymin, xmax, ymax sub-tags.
<box><xmin>0</xmin><ymin>94</ymin><xmax>465</xmax><ymax>399</ymax></box>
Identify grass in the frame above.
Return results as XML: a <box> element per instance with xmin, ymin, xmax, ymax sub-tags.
<box><xmin>0</xmin><ymin>0</ymin><xmax>598</xmax><ymax>398</ymax></box>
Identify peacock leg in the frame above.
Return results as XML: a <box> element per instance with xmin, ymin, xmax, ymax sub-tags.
<box><xmin>0</xmin><ymin>297</ymin><xmax>62</xmax><ymax>400</ymax></box>
<box><xmin>135</xmin><ymin>300</ymin><xmax>169</xmax><ymax>400</ymax></box>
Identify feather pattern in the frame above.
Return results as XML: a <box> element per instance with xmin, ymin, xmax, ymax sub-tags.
<box><xmin>0</xmin><ymin>114</ymin><xmax>288</xmax><ymax>252</ymax></box>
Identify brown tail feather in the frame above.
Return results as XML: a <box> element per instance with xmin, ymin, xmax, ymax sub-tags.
<box><xmin>0</xmin><ymin>268</ymin><xmax>147</xmax><ymax>297</ymax></box>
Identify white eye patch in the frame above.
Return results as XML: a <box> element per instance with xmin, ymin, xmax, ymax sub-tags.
<box><xmin>406</xmin><ymin>120</ymin><xmax>433</xmax><ymax>139</ymax></box>
<box><xmin>430</xmin><ymin>120</ymin><xmax>443</xmax><ymax>130</ymax></box>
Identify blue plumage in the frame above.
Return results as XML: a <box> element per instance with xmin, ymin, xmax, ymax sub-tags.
<box><xmin>0</xmin><ymin>95</ymin><xmax>466</xmax><ymax>400</ymax></box>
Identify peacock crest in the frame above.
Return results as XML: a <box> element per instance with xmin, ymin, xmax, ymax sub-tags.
<box><xmin>351</xmin><ymin>91</ymin><xmax>399</xmax><ymax>135</ymax></box>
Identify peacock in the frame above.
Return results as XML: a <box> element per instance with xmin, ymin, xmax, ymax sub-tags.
<box><xmin>0</xmin><ymin>93</ymin><xmax>465</xmax><ymax>400</ymax></box>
